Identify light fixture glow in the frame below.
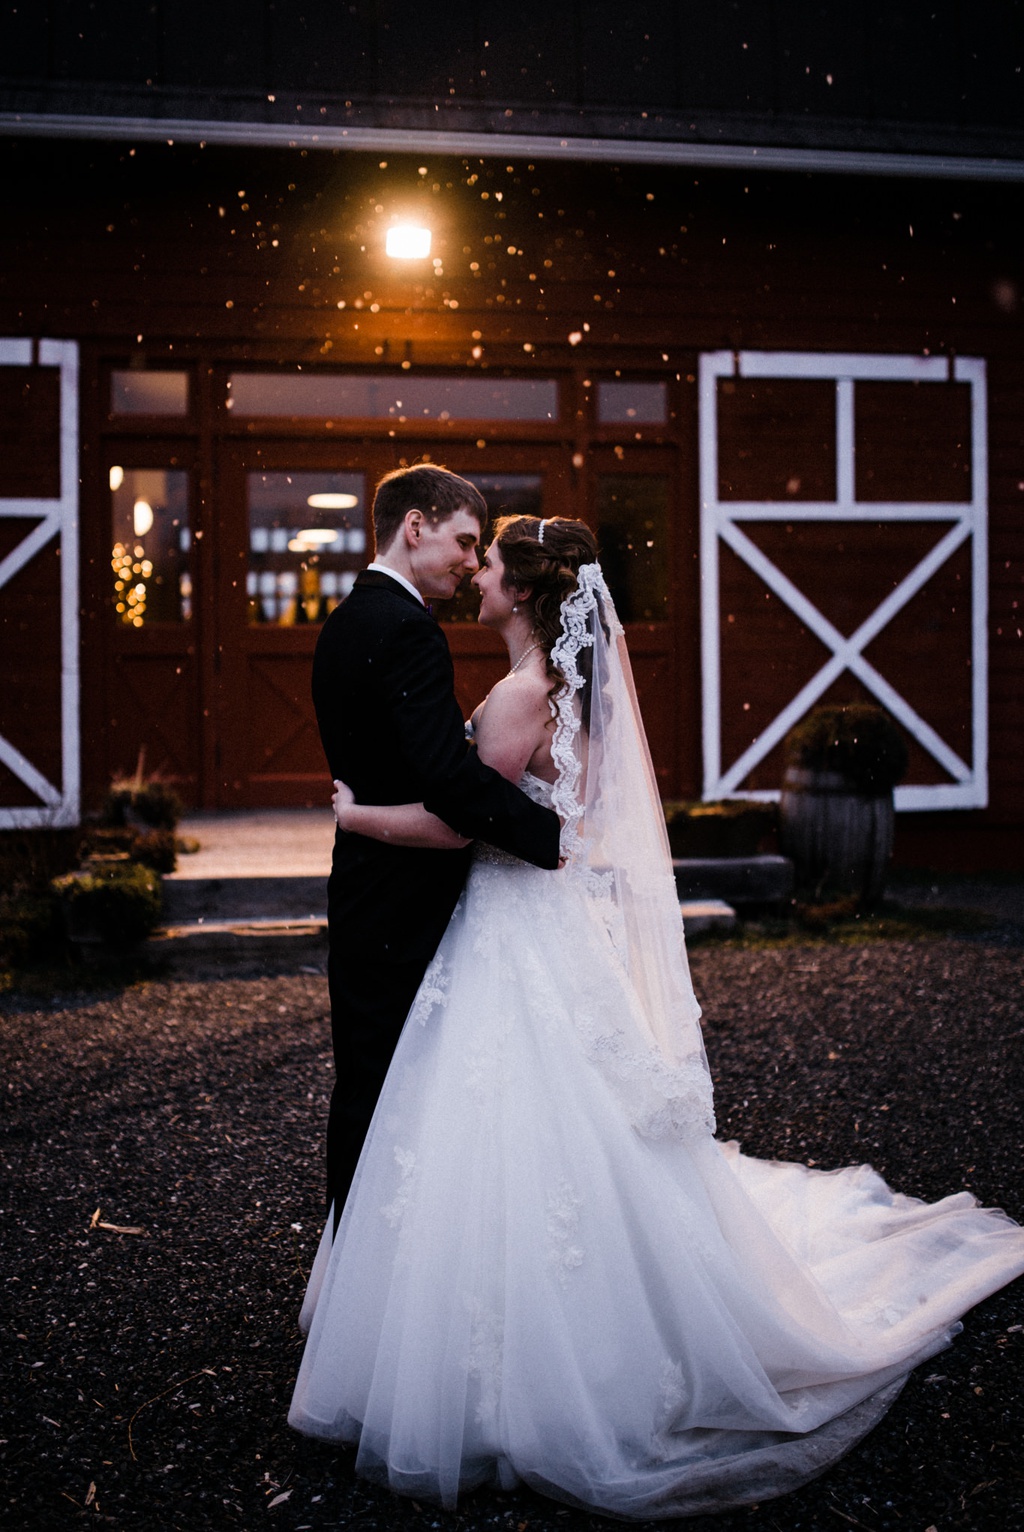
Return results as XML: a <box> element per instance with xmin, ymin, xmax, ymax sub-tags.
<box><xmin>295</xmin><ymin>528</ymin><xmax>341</xmax><ymax>547</ymax></box>
<box><xmin>109</xmin><ymin>465</ymin><xmax>125</xmax><ymax>491</ymax></box>
<box><xmin>133</xmin><ymin>498</ymin><xmax>154</xmax><ymax>536</ymax></box>
<box><xmin>307</xmin><ymin>492</ymin><xmax>359</xmax><ymax>509</ymax></box>
<box><xmin>386</xmin><ymin>223</ymin><xmax>431</xmax><ymax>259</ymax></box>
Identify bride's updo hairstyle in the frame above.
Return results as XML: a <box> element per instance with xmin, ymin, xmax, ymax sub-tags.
<box><xmin>492</xmin><ymin>514</ymin><xmax>600</xmax><ymax>704</ymax></box>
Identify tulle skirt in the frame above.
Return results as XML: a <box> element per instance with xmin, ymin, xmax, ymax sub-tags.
<box><xmin>288</xmin><ymin>854</ymin><xmax>1024</xmax><ymax>1519</ymax></box>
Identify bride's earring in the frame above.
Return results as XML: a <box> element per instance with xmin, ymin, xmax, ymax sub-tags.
<box><xmin>512</xmin><ymin>603</ymin><xmax>518</xmax><ymax>615</ymax></box>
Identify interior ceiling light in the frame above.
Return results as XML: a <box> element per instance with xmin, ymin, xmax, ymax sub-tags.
<box><xmin>386</xmin><ymin>223</ymin><xmax>431</xmax><ymax>259</ymax></box>
<box><xmin>307</xmin><ymin>492</ymin><xmax>359</xmax><ymax>509</ymax></box>
<box><xmin>295</xmin><ymin>528</ymin><xmax>341</xmax><ymax>546</ymax></box>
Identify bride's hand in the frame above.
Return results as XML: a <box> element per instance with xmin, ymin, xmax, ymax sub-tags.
<box><xmin>332</xmin><ymin>778</ymin><xmax>356</xmax><ymax>830</ymax></box>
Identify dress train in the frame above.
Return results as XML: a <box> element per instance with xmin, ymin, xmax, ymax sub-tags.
<box><xmin>289</xmin><ymin>791</ymin><xmax>1024</xmax><ymax>1518</ymax></box>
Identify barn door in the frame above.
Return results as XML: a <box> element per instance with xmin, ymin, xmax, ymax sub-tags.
<box><xmin>0</xmin><ymin>338</ymin><xmax>80</xmax><ymax>828</ymax></box>
<box><xmin>699</xmin><ymin>350</ymin><xmax>987</xmax><ymax>811</ymax></box>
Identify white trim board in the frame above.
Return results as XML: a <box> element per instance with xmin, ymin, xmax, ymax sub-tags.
<box><xmin>698</xmin><ymin>350</ymin><xmax>987</xmax><ymax>813</ymax></box>
<box><xmin>0</xmin><ymin>338</ymin><xmax>80</xmax><ymax>829</ymax></box>
<box><xmin>2</xmin><ymin>113</ymin><xmax>1024</xmax><ymax>184</ymax></box>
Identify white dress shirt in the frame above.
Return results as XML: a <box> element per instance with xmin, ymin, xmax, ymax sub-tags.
<box><xmin>365</xmin><ymin>562</ymin><xmax>426</xmax><ymax>607</ymax></box>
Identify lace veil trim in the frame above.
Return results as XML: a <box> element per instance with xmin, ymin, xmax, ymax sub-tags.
<box><xmin>546</xmin><ymin>561</ymin><xmax>716</xmax><ymax>1138</ymax></box>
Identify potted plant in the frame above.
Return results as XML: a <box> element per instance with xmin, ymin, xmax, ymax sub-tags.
<box><xmin>779</xmin><ymin>703</ymin><xmax>909</xmax><ymax>907</ymax></box>
<box><xmin>93</xmin><ymin>752</ymin><xmax>183</xmax><ymax>874</ymax></box>
<box><xmin>103</xmin><ymin>756</ymin><xmax>182</xmax><ymax>835</ymax></box>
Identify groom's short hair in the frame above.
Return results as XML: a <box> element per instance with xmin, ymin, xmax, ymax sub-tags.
<box><xmin>372</xmin><ymin>465</ymin><xmax>488</xmax><ymax>554</ymax></box>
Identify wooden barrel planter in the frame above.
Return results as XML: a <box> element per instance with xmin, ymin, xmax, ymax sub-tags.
<box><xmin>778</xmin><ymin>767</ymin><xmax>895</xmax><ymax>908</ymax></box>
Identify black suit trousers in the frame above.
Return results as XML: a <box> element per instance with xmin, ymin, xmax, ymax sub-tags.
<box><xmin>325</xmin><ymin>925</ymin><xmax>428</xmax><ymax>1232</ymax></box>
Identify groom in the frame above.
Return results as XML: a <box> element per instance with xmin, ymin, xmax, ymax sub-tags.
<box><xmin>312</xmin><ymin>464</ymin><xmax>562</xmax><ymax>1227</ymax></box>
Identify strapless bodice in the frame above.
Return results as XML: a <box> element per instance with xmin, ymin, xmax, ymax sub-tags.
<box><xmin>518</xmin><ymin>770</ymin><xmax>556</xmax><ymax>808</ymax></box>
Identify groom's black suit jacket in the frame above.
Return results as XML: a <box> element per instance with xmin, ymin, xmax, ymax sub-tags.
<box><xmin>312</xmin><ymin>569</ymin><xmax>561</xmax><ymax>1218</ymax></box>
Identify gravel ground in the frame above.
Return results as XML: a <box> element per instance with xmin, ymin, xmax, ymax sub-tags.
<box><xmin>3</xmin><ymin>901</ymin><xmax>1023</xmax><ymax>1532</ymax></box>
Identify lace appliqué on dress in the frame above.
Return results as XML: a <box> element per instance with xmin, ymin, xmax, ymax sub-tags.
<box><xmin>466</xmin><ymin>1299</ymin><xmax>504</xmax><ymax>1429</ymax></box>
<box><xmin>546</xmin><ymin>1178</ymin><xmax>585</xmax><ymax>1284</ymax></box>
<box><xmin>574</xmin><ymin>1007</ymin><xmax>716</xmax><ymax>1141</ymax></box>
<box><xmin>653</xmin><ymin>1359</ymin><xmax>690</xmax><ymax>1443</ymax></box>
<box><xmin>380</xmin><ymin>1146</ymin><xmax>418</xmax><ymax>1228</ymax></box>
<box><xmin>407</xmin><ymin>952</ymin><xmax>451</xmax><ymax>1027</ymax></box>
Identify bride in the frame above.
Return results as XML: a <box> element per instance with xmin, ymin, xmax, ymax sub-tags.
<box><xmin>288</xmin><ymin>515</ymin><xmax>1024</xmax><ymax>1519</ymax></box>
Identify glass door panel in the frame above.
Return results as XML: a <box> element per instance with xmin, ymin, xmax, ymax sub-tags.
<box><xmin>246</xmin><ymin>469</ymin><xmax>368</xmax><ymax>626</ymax></box>
<box><xmin>442</xmin><ymin>472</ymin><xmax>544</xmax><ymax>624</ymax></box>
<box><xmin>215</xmin><ymin>444</ymin><xmax>391</xmax><ymax>807</ymax></box>
<box><xmin>102</xmin><ymin>459</ymin><xmax>201</xmax><ymax>805</ymax></box>
<box><xmin>110</xmin><ymin>467</ymin><xmax>192</xmax><ymax>626</ymax></box>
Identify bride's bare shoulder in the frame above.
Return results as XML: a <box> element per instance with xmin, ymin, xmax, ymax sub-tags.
<box><xmin>487</xmin><ymin>664</ymin><xmax>552</xmax><ymax>714</ymax></box>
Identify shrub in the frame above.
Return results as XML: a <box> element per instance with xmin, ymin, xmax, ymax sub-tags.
<box><xmin>0</xmin><ymin>888</ymin><xmax>61</xmax><ymax>972</ymax></box>
<box><xmin>0</xmin><ymin>828</ymin><xmax>82</xmax><ymax>887</ymax></box>
<box><xmin>783</xmin><ymin>704</ymin><xmax>909</xmax><ymax>794</ymax></box>
<box><xmin>53</xmin><ymin>861</ymin><xmax>163</xmax><ymax>948</ymax></box>
<box><xmin>79</xmin><ymin>825</ymin><xmax>178</xmax><ymax>874</ymax></box>
<box><xmin>0</xmin><ymin>830</ymin><xmax>80</xmax><ymax>975</ymax></box>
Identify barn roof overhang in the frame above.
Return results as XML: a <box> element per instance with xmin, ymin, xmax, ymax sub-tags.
<box><xmin>3</xmin><ymin>100</ymin><xmax>1024</xmax><ymax>184</ymax></box>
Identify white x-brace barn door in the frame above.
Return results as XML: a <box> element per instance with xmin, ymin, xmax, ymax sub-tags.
<box><xmin>699</xmin><ymin>350</ymin><xmax>987</xmax><ymax>812</ymax></box>
<box><xmin>0</xmin><ymin>338</ymin><xmax>80</xmax><ymax>828</ymax></box>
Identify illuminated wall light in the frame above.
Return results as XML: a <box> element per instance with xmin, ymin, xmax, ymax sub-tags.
<box><xmin>109</xmin><ymin>465</ymin><xmax>125</xmax><ymax>491</ymax></box>
<box><xmin>386</xmin><ymin>223</ymin><xmax>431</xmax><ymax>259</ymax></box>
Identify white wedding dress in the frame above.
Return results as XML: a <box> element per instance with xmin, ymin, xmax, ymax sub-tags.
<box><xmin>289</xmin><ymin>570</ymin><xmax>1024</xmax><ymax>1520</ymax></box>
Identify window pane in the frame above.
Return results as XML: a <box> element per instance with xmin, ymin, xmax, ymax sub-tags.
<box><xmin>597</xmin><ymin>380</ymin><xmax>667</xmax><ymax>424</ymax></box>
<box><xmin>110</xmin><ymin>468</ymin><xmax>191</xmax><ymax>624</ymax></box>
<box><xmin>226</xmin><ymin>372</ymin><xmax>559</xmax><ymax>422</ymax></box>
<box><xmin>441</xmin><ymin>473</ymin><xmax>543</xmax><ymax>624</ymax></box>
<box><xmin>111</xmin><ymin>370</ymin><xmax>189</xmax><ymax>416</ymax></box>
<box><xmin>595</xmin><ymin>475</ymin><xmax>670</xmax><ymax>622</ymax></box>
<box><xmin>247</xmin><ymin>470</ymin><xmax>367</xmax><ymax>626</ymax></box>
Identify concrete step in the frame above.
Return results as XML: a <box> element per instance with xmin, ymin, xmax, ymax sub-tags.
<box><xmin>147</xmin><ymin>808</ymin><xmax>334</xmax><ymax>970</ymax></box>
<box><xmin>673</xmin><ymin>854</ymin><xmax>794</xmax><ymax>907</ymax></box>
<box><xmin>149</xmin><ymin>811</ymin><xmax>760</xmax><ymax>970</ymax></box>
<box><xmin>679</xmin><ymin>899</ymin><xmax>737</xmax><ymax>936</ymax></box>
<box><xmin>161</xmin><ymin>874</ymin><xmax>327</xmax><ymax>924</ymax></box>
<box><xmin>151</xmin><ymin>898</ymin><xmax>734</xmax><ymax>971</ymax></box>
<box><xmin>147</xmin><ymin>914</ymin><xmax>328</xmax><ymax>972</ymax></box>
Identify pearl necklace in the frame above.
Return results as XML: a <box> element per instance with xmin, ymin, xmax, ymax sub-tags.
<box><xmin>504</xmin><ymin>640</ymin><xmax>542</xmax><ymax>679</ymax></box>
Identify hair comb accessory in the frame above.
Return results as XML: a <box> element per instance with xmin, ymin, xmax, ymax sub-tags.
<box><xmin>537</xmin><ymin>518</ymin><xmax>548</xmax><ymax>545</ymax></box>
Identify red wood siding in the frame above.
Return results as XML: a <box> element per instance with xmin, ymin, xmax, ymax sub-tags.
<box><xmin>1</xmin><ymin>137</ymin><xmax>1022</xmax><ymax>865</ymax></box>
